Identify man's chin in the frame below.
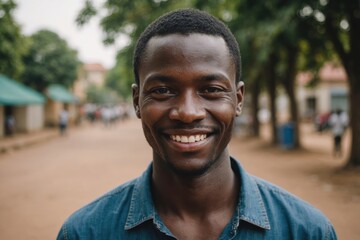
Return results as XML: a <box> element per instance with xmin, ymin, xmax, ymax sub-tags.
<box><xmin>166</xmin><ymin>160</ymin><xmax>212</xmax><ymax>178</ymax></box>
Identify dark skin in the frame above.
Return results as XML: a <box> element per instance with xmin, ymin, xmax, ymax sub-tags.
<box><xmin>133</xmin><ymin>34</ymin><xmax>244</xmax><ymax>240</ymax></box>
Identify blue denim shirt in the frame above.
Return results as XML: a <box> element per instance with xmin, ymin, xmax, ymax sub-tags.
<box><xmin>57</xmin><ymin>158</ymin><xmax>337</xmax><ymax>239</ymax></box>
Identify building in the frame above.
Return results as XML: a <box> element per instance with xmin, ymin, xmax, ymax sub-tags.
<box><xmin>73</xmin><ymin>63</ymin><xmax>108</xmax><ymax>102</ymax></box>
<box><xmin>257</xmin><ymin>62</ymin><xmax>349</xmax><ymax>124</ymax></box>
<box><xmin>45</xmin><ymin>84</ymin><xmax>77</xmax><ymax>126</ymax></box>
<box><xmin>0</xmin><ymin>75</ymin><xmax>45</xmax><ymax>137</ymax></box>
<box><xmin>297</xmin><ymin>62</ymin><xmax>349</xmax><ymax>120</ymax></box>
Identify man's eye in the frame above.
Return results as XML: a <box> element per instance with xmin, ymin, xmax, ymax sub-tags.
<box><xmin>151</xmin><ymin>87</ymin><xmax>172</xmax><ymax>95</ymax></box>
<box><xmin>203</xmin><ymin>86</ymin><xmax>224</xmax><ymax>93</ymax></box>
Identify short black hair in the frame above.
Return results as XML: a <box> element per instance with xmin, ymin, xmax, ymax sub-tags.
<box><xmin>133</xmin><ymin>8</ymin><xmax>241</xmax><ymax>84</ymax></box>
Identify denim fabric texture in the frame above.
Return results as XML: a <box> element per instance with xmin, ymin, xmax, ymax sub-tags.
<box><xmin>57</xmin><ymin>158</ymin><xmax>337</xmax><ymax>240</ymax></box>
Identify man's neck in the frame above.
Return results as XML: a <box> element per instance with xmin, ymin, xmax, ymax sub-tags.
<box><xmin>151</xmin><ymin>156</ymin><xmax>239</xmax><ymax>218</ymax></box>
<box><xmin>151</xmin><ymin>155</ymin><xmax>239</xmax><ymax>240</ymax></box>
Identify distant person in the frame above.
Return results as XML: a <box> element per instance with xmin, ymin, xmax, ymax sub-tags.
<box><xmin>5</xmin><ymin>115</ymin><xmax>15</xmax><ymax>136</ymax></box>
<box><xmin>59</xmin><ymin>108</ymin><xmax>69</xmax><ymax>136</ymax></box>
<box><xmin>101</xmin><ymin>107</ymin><xmax>108</xmax><ymax>127</ymax></box>
<box><xmin>329</xmin><ymin>109</ymin><xmax>348</xmax><ymax>157</ymax></box>
<box><xmin>57</xmin><ymin>9</ymin><xmax>337</xmax><ymax>239</ymax></box>
<box><xmin>315</xmin><ymin>112</ymin><xmax>331</xmax><ymax>133</ymax></box>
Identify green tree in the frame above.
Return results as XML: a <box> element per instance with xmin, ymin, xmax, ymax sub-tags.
<box><xmin>0</xmin><ymin>0</ymin><xmax>28</xmax><ymax>79</ymax></box>
<box><xmin>294</xmin><ymin>0</ymin><xmax>360</xmax><ymax>166</ymax></box>
<box><xmin>86</xmin><ymin>84</ymin><xmax>120</xmax><ymax>105</ymax></box>
<box><xmin>232</xmin><ymin>0</ymin><xmax>360</xmax><ymax>165</ymax></box>
<box><xmin>225</xmin><ymin>1</ymin><xmax>298</xmax><ymax>145</ymax></box>
<box><xmin>226</xmin><ymin>1</ymin><xmax>336</xmax><ymax>149</ymax></box>
<box><xmin>105</xmin><ymin>50</ymin><xmax>134</xmax><ymax>99</ymax></box>
<box><xmin>21</xmin><ymin>29</ymin><xmax>79</xmax><ymax>92</ymax></box>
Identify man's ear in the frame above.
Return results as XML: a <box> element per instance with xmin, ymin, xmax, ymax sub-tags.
<box><xmin>235</xmin><ymin>81</ymin><xmax>245</xmax><ymax>116</ymax></box>
<box><xmin>132</xmin><ymin>83</ymin><xmax>141</xmax><ymax>118</ymax></box>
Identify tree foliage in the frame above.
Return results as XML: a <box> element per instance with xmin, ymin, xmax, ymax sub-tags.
<box><xmin>86</xmin><ymin>84</ymin><xmax>120</xmax><ymax>104</ymax></box>
<box><xmin>105</xmin><ymin>49</ymin><xmax>133</xmax><ymax>100</ymax></box>
<box><xmin>298</xmin><ymin>0</ymin><xmax>360</xmax><ymax>167</ymax></box>
<box><xmin>21</xmin><ymin>29</ymin><xmax>79</xmax><ymax>92</ymax></box>
<box><xmin>0</xmin><ymin>0</ymin><xmax>28</xmax><ymax>79</ymax></box>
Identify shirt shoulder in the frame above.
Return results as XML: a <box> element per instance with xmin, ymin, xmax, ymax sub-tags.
<box><xmin>252</xmin><ymin>175</ymin><xmax>337</xmax><ymax>239</ymax></box>
<box><xmin>57</xmin><ymin>178</ymin><xmax>137</xmax><ymax>240</ymax></box>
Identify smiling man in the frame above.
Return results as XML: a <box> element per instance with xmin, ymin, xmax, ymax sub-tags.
<box><xmin>57</xmin><ymin>9</ymin><xmax>337</xmax><ymax>240</ymax></box>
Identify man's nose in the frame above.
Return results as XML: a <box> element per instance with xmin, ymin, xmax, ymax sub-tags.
<box><xmin>169</xmin><ymin>91</ymin><xmax>206</xmax><ymax>123</ymax></box>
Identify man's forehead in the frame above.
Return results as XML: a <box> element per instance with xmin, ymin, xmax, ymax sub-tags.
<box><xmin>138</xmin><ymin>33</ymin><xmax>236</xmax><ymax>87</ymax></box>
<box><xmin>142</xmin><ymin>33</ymin><xmax>230</xmax><ymax>65</ymax></box>
<box><xmin>147</xmin><ymin>33</ymin><xmax>226</xmax><ymax>49</ymax></box>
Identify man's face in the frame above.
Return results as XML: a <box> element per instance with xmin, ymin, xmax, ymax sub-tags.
<box><xmin>133</xmin><ymin>33</ymin><xmax>244</xmax><ymax>176</ymax></box>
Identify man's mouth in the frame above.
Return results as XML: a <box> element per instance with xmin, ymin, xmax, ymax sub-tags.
<box><xmin>170</xmin><ymin>134</ymin><xmax>207</xmax><ymax>143</ymax></box>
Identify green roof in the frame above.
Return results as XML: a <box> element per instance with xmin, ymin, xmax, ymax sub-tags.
<box><xmin>47</xmin><ymin>84</ymin><xmax>76</xmax><ymax>103</ymax></box>
<box><xmin>0</xmin><ymin>74</ymin><xmax>45</xmax><ymax>105</ymax></box>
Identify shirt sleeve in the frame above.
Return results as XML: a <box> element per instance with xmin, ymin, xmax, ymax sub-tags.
<box><xmin>326</xmin><ymin>221</ymin><xmax>338</xmax><ymax>240</ymax></box>
<box><xmin>56</xmin><ymin>224</ymin><xmax>70</xmax><ymax>240</ymax></box>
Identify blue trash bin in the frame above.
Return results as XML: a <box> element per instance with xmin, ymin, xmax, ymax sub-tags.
<box><xmin>278</xmin><ymin>122</ymin><xmax>295</xmax><ymax>149</ymax></box>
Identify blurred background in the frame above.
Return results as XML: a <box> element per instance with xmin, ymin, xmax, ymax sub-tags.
<box><xmin>0</xmin><ymin>0</ymin><xmax>359</xmax><ymax>239</ymax></box>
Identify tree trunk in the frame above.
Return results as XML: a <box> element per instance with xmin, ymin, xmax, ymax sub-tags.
<box><xmin>267</xmin><ymin>54</ymin><xmax>278</xmax><ymax>145</ymax></box>
<box><xmin>343</xmin><ymin>62</ymin><xmax>360</xmax><ymax>167</ymax></box>
<box><xmin>282</xmin><ymin>46</ymin><xmax>301</xmax><ymax>148</ymax></box>
<box><xmin>284</xmin><ymin>80</ymin><xmax>301</xmax><ymax>148</ymax></box>
<box><xmin>345</xmin><ymin>5</ymin><xmax>360</xmax><ymax>166</ymax></box>
<box><xmin>250</xmin><ymin>76</ymin><xmax>261</xmax><ymax>137</ymax></box>
<box><xmin>346</xmin><ymin>79</ymin><xmax>360</xmax><ymax>167</ymax></box>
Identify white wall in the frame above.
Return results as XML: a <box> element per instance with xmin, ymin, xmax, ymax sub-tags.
<box><xmin>276</xmin><ymin>93</ymin><xmax>289</xmax><ymax>123</ymax></box>
<box><xmin>27</xmin><ymin>105</ymin><xmax>44</xmax><ymax>131</ymax></box>
<box><xmin>0</xmin><ymin>106</ymin><xmax>4</xmax><ymax>137</ymax></box>
<box><xmin>87</xmin><ymin>71</ymin><xmax>105</xmax><ymax>86</ymax></box>
<box><xmin>317</xmin><ymin>84</ymin><xmax>330</xmax><ymax>114</ymax></box>
<box><xmin>13</xmin><ymin>105</ymin><xmax>44</xmax><ymax>132</ymax></box>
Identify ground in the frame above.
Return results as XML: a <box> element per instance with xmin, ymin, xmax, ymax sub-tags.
<box><xmin>0</xmin><ymin>119</ymin><xmax>359</xmax><ymax>239</ymax></box>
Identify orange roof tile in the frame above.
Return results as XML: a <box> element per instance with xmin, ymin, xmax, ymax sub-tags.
<box><xmin>83</xmin><ymin>63</ymin><xmax>107</xmax><ymax>72</ymax></box>
<box><xmin>297</xmin><ymin>62</ymin><xmax>348</xmax><ymax>85</ymax></box>
<box><xmin>318</xmin><ymin>63</ymin><xmax>347</xmax><ymax>82</ymax></box>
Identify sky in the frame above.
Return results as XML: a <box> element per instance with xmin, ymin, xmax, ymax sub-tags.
<box><xmin>14</xmin><ymin>0</ymin><xmax>127</xmax><ymax>69</ymax></box>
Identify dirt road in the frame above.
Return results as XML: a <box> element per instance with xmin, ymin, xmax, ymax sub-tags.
<box><xmin>0</xmin><ymin>119</ymin><xmax>359</xmax><ymax>239</ymax></box>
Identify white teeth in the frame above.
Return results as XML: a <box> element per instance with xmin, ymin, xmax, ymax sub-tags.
<box><xmin>195</xmin><ymin>135</ymin><xmax>200</xmax><ymax>141</ymax></box>
<box><xmin>171</xmin><ymin>134</ymin><xmax>207</xmax><ymax>143</ymax></box>
<box><xmin>188</xmin><ymin>136</ymin><xmax>195</xmax><ymax>143</ymax></box>
<box><xmin>181</xmin><ymin>136</ymin><xmax>188</xmax><ymax>143</ymax></box>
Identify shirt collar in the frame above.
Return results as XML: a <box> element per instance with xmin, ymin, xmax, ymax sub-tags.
<box><xmin>125</xmin><ymin>158</ymin><xmax>270</xmax><ymax>231</ymax></box>
<box><xmin>231</xmin><ymin>157</ymin><xmax>271</xmax><ymax>230</ymax></box>
<box><xmin>124</xmin><ymin>164</ymin><xmax>155</xmax><ymax>230</ymax></box>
